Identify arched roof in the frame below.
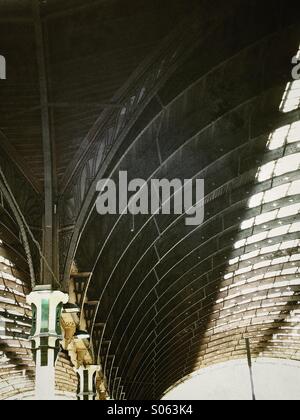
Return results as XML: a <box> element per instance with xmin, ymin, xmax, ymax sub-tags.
<box><xmin>0</xmin><ymin>199</ymin><xmax>34</xmax><ymax>399</ymax></box>
<box><xmin>0</xmin><ymin>0</ymin><xmax>300</xmax><ymax>400</ymax></box>
<box><xmin>0</xmin><ymin>193</ymin><xmax>78</xmax><ymax>400</ymax></box>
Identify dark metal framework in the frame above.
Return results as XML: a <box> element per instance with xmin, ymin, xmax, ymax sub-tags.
<box><xmin>0</xmin><ymin>0</ymin><xmax>300</xmax><ymax>401</ymax></box>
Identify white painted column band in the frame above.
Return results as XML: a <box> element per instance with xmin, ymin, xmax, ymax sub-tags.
<box><xmin>27</xmin><ymin>285</ymin><xmax>69</xmax><ymax>400</ymax></box>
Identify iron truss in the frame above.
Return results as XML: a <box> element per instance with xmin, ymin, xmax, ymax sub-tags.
<box><xmin>72</xmin><ymin>6</ymin><xmax>300</xmax><ymax>400</ymax></box>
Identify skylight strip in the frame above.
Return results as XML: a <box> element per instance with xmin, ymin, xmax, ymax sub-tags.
<box><xmin>235</xmin><ymin>221</ymin><xmax>300</xmax><ymax>249</ymax></box>
<box><xmin>257</xmin><ymin>153</ymin><xmax>300</xmax><ymax>183</ymax></box>
<box><xmin>229</xmin><ymin>239</ymin><xmax>300</xmax><ymax>266</ymax></box>
<box><xmin>225</xmin><ymin>253</ymin><xmax>300</xmax><ymax>282</ymax></box>
<box><xmin>218</xmin><ymin>277</ymin><xmax>300</xmax><ymax>304</ymax></box>
<box><xmin>280</xmin><ymin>78</ymin><xmax>300</xmax><ymax>113</ymax></box>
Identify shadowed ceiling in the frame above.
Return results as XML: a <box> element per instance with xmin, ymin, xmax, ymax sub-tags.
<box><xmin>0</xmin><ymin>0</ymin><xmax>197</xmax><ymax>191</ymax></box>
<box><xmin>0</xmin><ymin>0</ymin><xmax>300</xmax><ymax>401</ymax></box>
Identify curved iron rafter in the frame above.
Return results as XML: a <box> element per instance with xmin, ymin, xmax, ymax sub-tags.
<box><xmin>115</xmin><ymin>230</ymin><xmax>300</xmax><ymax>376</ymax></box>
<box><xmin>88</xmin><ymin>91</ymin><xmax>294</xmax><ymax>375</ymax></box>
<box><xmin>109</xmin><ymin>242</ymin><xmax>298</xmax><ymax>386</ymax></box>
<box><xmin>98</xmin><ymin>145</ymin><xmax>298</xmax><ymax>398</ymax></box>
<box><xmin>83</xmin><ymin>98</ymin><xmax>296</xmax><ymax>398</ymax></box>
<box><xmin>0</xmin><ymin>177</ymin><xmax>36</xmax><ymax>289</ymax></box>
<box><xmin>68</xmin><ymin>16</ymin><xmax>300</xmax><ymax>292</ymax></box>
<box><xmin>0</xmin><ymin>219</ymin><xmax>32</xmax><ymax>272</ymax></box>
<box><xmin>116</xmin><ymin>247</ymin><xmax>300</xmax><ymax>397</ymax></box>
<box><xmin>85</xmin><ymin>87</ymin><xmax>274</xmax><ymax>342</ymax></box>
<box><xmin>0</xmin><ymin>179</ymin><xmax>36</xmax><ymax>400</ymax></box>
<box><xmin>83</xmin><ymin>37</ymin><xmax>300</xmax><ymax>394</ymax></box>
<box><xmin>69</xmin><ymin>15</ymin><xmax>300</xmax><ymax>398</ymax></box>
<box><xmin>129</xmin><ymin>284</ymin><xmax>300</xmax><ymax>397</ymax></box>
<box><xmin>60</xmin><ymin>2</ymin><xmax>243</xmax><ymax>284</ymax></box>
<box><xmin>76</xmin><ymin>23</ymin><xmax>298</xmax><ymax>346</ymax></box>
<box><xmin>102</xmin><ymin>139</ymin><xmax>298</xmax><ymax>398</ymax></box>
<box><xmin>94</xmin><ymin>137</ymin><xmax>296</xmax><ymax>369</ymax></box>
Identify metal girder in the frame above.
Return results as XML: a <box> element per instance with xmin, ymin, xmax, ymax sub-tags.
<box><xmin>32</xmin><ymin>0</ymin><xmax>57</xmax><ymax>285</ymax></box>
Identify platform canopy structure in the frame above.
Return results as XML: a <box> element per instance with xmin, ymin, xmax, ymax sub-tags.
<box><xmin>0</xmin><ymin>0</ymin><xmax>300</xmax><ymax>400</ymax></box>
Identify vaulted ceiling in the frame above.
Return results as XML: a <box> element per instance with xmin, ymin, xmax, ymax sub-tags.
<box><xmin>0</xmin><ymin>0</ymin><xmax>300</xmax><ymax>401</ymax></box>
<box><xmin>0</xmin><ymin>0</ymin><xmax>198</xmax><ymax>191</ymax></box>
